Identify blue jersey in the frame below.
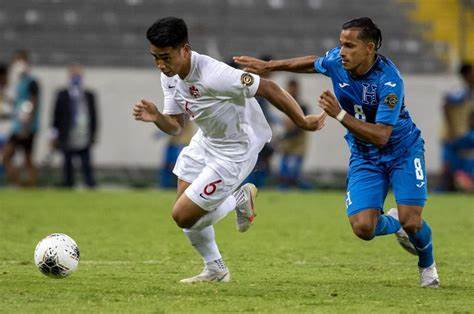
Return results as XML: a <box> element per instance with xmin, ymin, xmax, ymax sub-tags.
<box><xmin>314</xmin><ymin>47</ymin><xmax>422</xmax><ymax>160</ymax></box>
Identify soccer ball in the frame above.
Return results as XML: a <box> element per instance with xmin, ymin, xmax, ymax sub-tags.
<box><xmin>34</xmin><ymin>233</ymin><xmax>80</xmax><ymax>278</ymax></box>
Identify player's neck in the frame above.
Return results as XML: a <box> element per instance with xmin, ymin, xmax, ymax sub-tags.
<box><xmin>350</xmin><ymin>55</ymin><xmax>377</xmax><ymax>77</ymax></box>
<box><xmin>178</xmin><ymin>55</ymin><xmax>192</xmax><ymax>80</ymax></box>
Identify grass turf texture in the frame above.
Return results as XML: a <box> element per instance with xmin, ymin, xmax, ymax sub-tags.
<box><xmin>0</xmin><ymin>190</ymin><xmax>472</xmax><ymax>313</ymax></box>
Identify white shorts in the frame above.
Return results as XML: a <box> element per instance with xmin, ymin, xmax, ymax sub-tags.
<box><xmin>173</xmin><ymin>136</ymin><xmax>259</xmax><ymax>211</ymax></box>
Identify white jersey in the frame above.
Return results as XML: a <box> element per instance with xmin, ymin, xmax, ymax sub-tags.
<box><xmin>161</xmin><ymin>51</ymin><xmax>272</xmax><ymax>162</ymax></box>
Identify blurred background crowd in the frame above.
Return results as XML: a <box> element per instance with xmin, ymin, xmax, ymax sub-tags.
<box><xmin>0</xmin><ymin>0</ymin><xmax>472</xmax><ymax>192</ymax></box>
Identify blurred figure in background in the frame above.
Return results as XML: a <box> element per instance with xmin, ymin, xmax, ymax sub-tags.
<box><xmin>159</xmin><ymin>119</ymin><xmax>194</xmax><ymax>188</ymax></box>
<box><xmin>439</xmin><ymin>62</ymin><xmax>474</xmax><ymax>191</ymax></box>
<box><xmin>277</xmin><ymin>79</ymin><xmax>310</xmax><ymax>189</ymax></box>
<box><xmin>0</xmin><ymin>63</ymin><xmax>10</xmax><ymax>184</ymax></box>
<box><xmin>243</xmin><ymin>54</ymin><xmax>276</xmax><ymax>188</ymax></box>
<box><xmin>52</xmin><ymin>64</ymin><xmax>98</xmax><ymax>188</ymax></box>
<box><xmin>3</xmin><ymin>50</ymin><xmax>41</xmax><ymax>187</ymax></box>
<box><xmin>0</xmin><ymin>63</ymin><xmax>10</xmax><ymax>113</ymax></box>
<box><xmin>446</xmin><ymin>110</ymin><xmax>474</xmax><ymax>192</ymax></box>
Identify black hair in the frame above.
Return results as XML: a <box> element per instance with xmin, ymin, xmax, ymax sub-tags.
<box><xmin>146</xmin><ymin>17</ymin><xmax>188</xmax><ymax>48</ymax></box>
<box><xmin>459</xmin><ymin>62</ymin><xmax>473</xmax><ymax>78</ymax></box>
<box><xmin>0</xmin><ymin>63</ymin><xmax>7</xmax><ymax>76</ymax></box>
<box><xmin>342</xmin><ymin>17</ymin><xmax>382</xmax><ymax>50</ymax></box>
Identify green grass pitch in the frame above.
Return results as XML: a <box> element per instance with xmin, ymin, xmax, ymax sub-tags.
<box><xmin>0</xmin><ymin>190</ymin><xmax>473</xmax><ymax>313</ymax></box>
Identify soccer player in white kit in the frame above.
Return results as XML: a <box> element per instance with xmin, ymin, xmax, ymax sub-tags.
<box><xmin>133</xmin><ymin>17</ymin><xmax>326</xmax><ymax>283</ymax></box>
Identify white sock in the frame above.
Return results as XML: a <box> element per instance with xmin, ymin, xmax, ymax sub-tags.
<box><xmin>183</xmin><ymin>225</ymin><xmax>221</xmax><ymax>263</ymax></box>
<box><xmin>190</xmin><ymin>195</ymin><xmax>237</xmax><ymax>230</ymax></box>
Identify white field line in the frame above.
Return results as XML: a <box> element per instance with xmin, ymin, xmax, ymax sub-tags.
<box><xmin>0</xmin><ymin>260</ymin><xmax>410</xmax><ymax>267</ymax></box>
<box><xmin>0</xmin><ymin>260</ymin><xmax>162</xmax><ymax>265</ymax></box>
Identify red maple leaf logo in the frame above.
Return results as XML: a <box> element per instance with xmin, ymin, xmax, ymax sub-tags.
<box><xmin>189</xmin><ymin>85</ymin><xmax>200</xmax><ymax>98</ymax></box>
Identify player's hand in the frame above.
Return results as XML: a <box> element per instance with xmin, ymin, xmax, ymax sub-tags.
<box><xmin>133</xmin><ymin>99</ymin><xmax>160</xmax><ymax>123</ymax></box>
<box><xmin>233</xmin><ymin>56</ymin><xmax>270</xmax><ymax>75</ymax></box>
<box><xmin>302</xmin><ymin>112</ymin><xmax>327</xmax><ymax>131</ymax></box>
<box><xmin>318</xmin><ymin>90</ymin><xmax>341</xmax><ymax>118</ymax></box>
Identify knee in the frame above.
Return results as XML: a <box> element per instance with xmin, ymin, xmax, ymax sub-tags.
<box><xmin>171</xmin><ymin>207</ymin><xmax>195</xmax><ymax>229</ymax></box>
<box><xmin>401</xmin><ymin>216</ymin><xmax>422</xmax><ymax>234</ymax></box>
<box><xmin>351</xmin><ymin>222</ymin><xmax>375</xmax><ymax>241</ymax></box>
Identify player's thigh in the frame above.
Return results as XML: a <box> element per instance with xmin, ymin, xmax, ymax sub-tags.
<box><xmin>345</xmin><ymin>157</ymin><xmax>389</xmax><ymax>217</ymax></box>
<box><xmin>176</xmin><ymin>179</ymin><xmax>191</xmax><ymax>200</ymax></box>
<box><xmin>172</xmin><ymin>187</ymin><xmax>208</xmax><ymax>228</ymax></box>
<box><xmin>391</xmin><ymin>144</ymin><xmax>427</xmax><ymax>209</ymax></box>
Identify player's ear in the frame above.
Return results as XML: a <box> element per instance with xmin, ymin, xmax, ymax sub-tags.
<box><xmin>182</xmin><ymin>43</ymin><xmax>191</xmax><ymax>57</ymax></box>
<box><xmin>367</xmin><ymin>41</ymin><xmax>376</xmax><ymax>54</ymax></box>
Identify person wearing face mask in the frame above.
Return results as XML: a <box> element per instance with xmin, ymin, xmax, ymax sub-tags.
<box><xmin>3</xmin><ymin>50</ymin><xmax>41</xmax><ymax>187</ymax></box>
<box><xmin>51</xmin><ymin>64</ymin><xmax>98</xmax><ymax>188</ymax></box>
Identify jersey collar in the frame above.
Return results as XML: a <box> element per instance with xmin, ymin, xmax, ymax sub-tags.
<box><xmin>349</xmin><ymin>55</ymin><xmax>380</xmax><ymax>80</ymax></box>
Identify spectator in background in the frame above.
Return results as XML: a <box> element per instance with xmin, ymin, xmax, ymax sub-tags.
<box><xmin>277</xmin><ymin>79</ymin><xmax>310</xmax><ymax>189</ymax></box>
<box><xmin>159</xmin><ymin>120</ymin><xmax>194</xmax><ymax>188</ymax></box>
<box><xmin>243</xmin><ymin>54</ymin><xmax>276</xmax><ymax>187</ymax></box>
<box><xmin>3</xmin><ymin>50</ymin><xmax>40</xmax><ymax>187</ymax></box>
<box><xmin>52</xmin><ymin>64</ymin><xmax>98</xmax><ymax>188</ymax></box>
<box><xmin>446</xmin><ymin>111</ymin><xmax>474</xmax><ymax>192</ymax></box>
<box><xmin>0</xmin><ymin>63</ymin><xmax>9</xmax><ymax>184</ymax></box>
<box><xmin>0</xmin><ymin>63</ymin><xmax>9</xmax><ymax>114</ymax></box>
<box><xmin>439</xmin><ymin>62</ymin><xmax>474</xmax><ymax>191</ymax></box>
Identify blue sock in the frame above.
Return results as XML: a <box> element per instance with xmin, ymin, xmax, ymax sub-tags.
<box><xmin>407</xmin><ymin>220</ymin><xmax>434</xmax><ymax>268</ymax></box>
<box><xmin>374</xmin><ymin>214</ymin><xmax>401</xmax><ymax>236</ymax></box>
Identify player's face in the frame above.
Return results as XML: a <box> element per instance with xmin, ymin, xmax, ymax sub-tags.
<box><xmin>339</xmin><ymin>29</ymin><xmax>374</xmax><ymax>72</ymax></box>
<box><xmin>149</xmin><ymin>44</ymin><xmax>190</xmax><ymax>77</ymax></box>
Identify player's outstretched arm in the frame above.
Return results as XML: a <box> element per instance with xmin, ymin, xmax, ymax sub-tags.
<box><xmin>318</xmin><ymin>90</ymin><xmax>392</xmax><ymax>147</ymax></box>
<box><xmin>132</xmin><ymin>99</ymin><xmax>184</xmax><ymax>136</ymax></box>
<box><xmin>257</xmin><ymin>78</ymin><xmax>326</xmax><ymax>131</ymax></box>
<box><xmin>233</xmin><ymin>55</ymin><xmax>317</xmax><ymax>74</ymax></box>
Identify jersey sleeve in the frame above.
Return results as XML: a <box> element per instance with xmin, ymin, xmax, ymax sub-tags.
<box><xmin>375</xmin><ymin>77</ymin><xmax>404</xmax><ymax>126</ymax></box>
<box><xmin>207</xmin><ymin>61</ymin><xmax>260</xmax><ymax>99</ymax></box>
<box><xmin>161</xmin><ymin>74</ymin><xmax>183</xmax><ymax>115</ymax></box>
<box><xmin>314</xmin><ymin>47</ymin><xmax>340</xmax><ymax>77</ymax></box>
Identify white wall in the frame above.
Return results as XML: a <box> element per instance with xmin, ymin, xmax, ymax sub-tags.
<box><xmin>25</xmin><ymin>67</ymin><xmax>463</xmax><ymax>171</ymax></box>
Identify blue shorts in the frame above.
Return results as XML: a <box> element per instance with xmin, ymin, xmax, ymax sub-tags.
<box><xmin>345</xmin><ymin>142</ymin><xmax>428</xmax><ymax>216</ymax></box>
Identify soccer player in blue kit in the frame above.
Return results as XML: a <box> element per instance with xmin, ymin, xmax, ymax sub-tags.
<box><xmin>235</xmin><ymin>17</ymin><xmax>439</xmax><ymax>287</ymax></box>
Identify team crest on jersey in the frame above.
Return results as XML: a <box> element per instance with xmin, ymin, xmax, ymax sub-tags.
<box><xmin>362</xmin><ymin>83</ymin><xmax>377</xmax><ymax>105</ymax></box>
<box><xmin>189</xmin><ymin>85</ymin><xmax>200</xmax><ymax>98</ymax></box>
<box><xmin>384</xmin><ymin>93</ymin><xmax>398</xmax><ymax>109</ymax></box>
<box><xmin>240</xmin><ymin>73</ymin><xmax>254</xmax><ymax>86</ymax></box>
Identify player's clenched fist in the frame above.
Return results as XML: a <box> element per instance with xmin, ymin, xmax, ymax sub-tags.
<box><xmin>303</xmin><ymin>112</ymin><xmax>327</xmax><ymax>131</ymax></box>
<box><xmin>318</xmin><ymin>90</ymin><xmax>341</xmax><ymax>118</ymax></box>
<box><xmin>133</xmin><ymin>99</ymin><xmax>159</xmax><ymax>122</ymax></box>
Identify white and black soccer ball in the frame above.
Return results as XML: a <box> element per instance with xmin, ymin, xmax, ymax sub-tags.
<box><xmin>34</xmin><ymin>233</ymin><xmax>80</xmax><ymax>278</ymax></box>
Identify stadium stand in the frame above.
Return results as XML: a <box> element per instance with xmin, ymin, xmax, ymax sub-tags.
<box><xmin>401</xmin><ymin>0</ymin><xmax>474</xmax><ymax>65</ymax></box>
<box><xmin>0</xmin><ymin>0</ymin><xmax>459</xmax><ymax>72</ymax></box>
